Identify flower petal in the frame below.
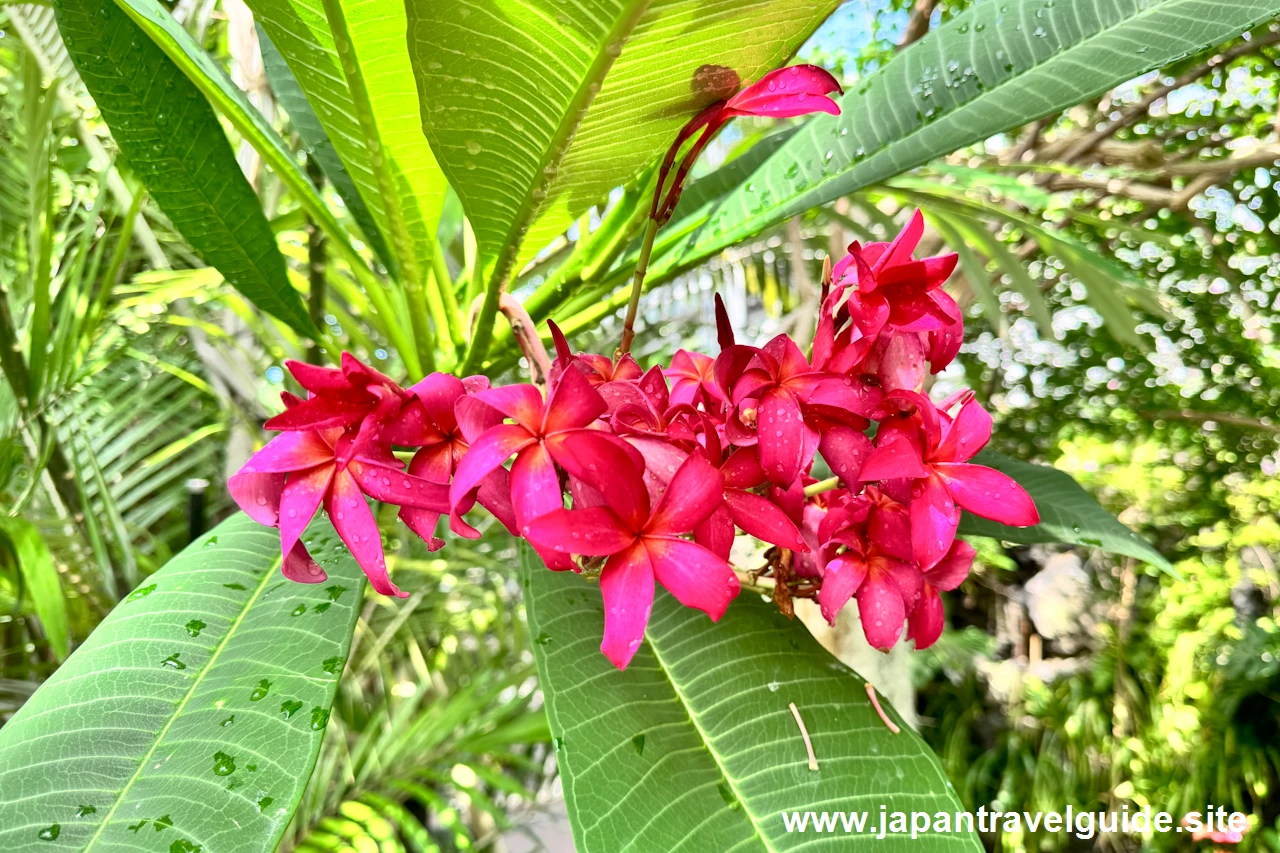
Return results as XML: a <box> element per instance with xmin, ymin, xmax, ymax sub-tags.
<box><xmin>817</xmin><ymin>553</ymin><xmax>868</xmax><ymax>625</ymax></box>
<box><xmin>543</xmin><ymin>364</ymin><xmax>607</xmax><ymax>433</ymax></box>
<box><xmin>646</xmin><ymin>536</ymin><xmax>738</xmax><ymax>620</ymax></box>
<box><xmin>473</xmin><ymin>383</ymin><xmax>545</xmax><ymax>432</ymax></box>
<box><xmin>723</xmin><ymin>65</ymin><xmax>843</xmax><ymax>119</ymax></box>
<box><xmin>909</xmin><ymin>472</ymin><xmax>960</xmax><ymax>570</ymax></box>
<box><xmin>448</xmin><ymin>424</ymin><xmax>534</xmax><ymax>511</ymax></box>
<box><xmin>934</xmin><ymin>398</ymin><xmax>992</xmax><ymax>464</ymax></box>
<box><xmin>934</xmin><ymin>463</ymin><xmax>1039</xmax><ymax>526</ymax></box>
<box><xmin>859</xmin><ymin>433</ymin><xmax>929</xmax><ymax>482</ymax></box>
<box><xmin>693</xmin><ymin>505</ymin><xmax>736</xmax><ymax>560</ymax></box>
<box><xmin>907</xmin><ymin>586</ymin><xmax>944</xmax><ymax>649</ymax></box>
<box><xmin>648</xmin><ymin>453</ymin><xmax>725</xmax><ymax>535</ymax></box>
<box><xmin>599</xmin><ymin>542</ymin><xmax>655</xmax><ymax>670</ymax></box>
<box><xmin>856</xmin><ymin>570</ymin><xmax>907</xmax><ymax>651</ymax></box>
<box><xmin>524</xmin><ymin>506</ymin><xmax>634</xmax><ymax>556</ymax></box>
<box><xmin>725</xmin><ymin>490</ymin><xmax>807</xmax><ymax>552</ymax></box>
<box><xmin>279</xmin><ymin>464</ymin><xmax>334</xmax><ymax>558</ymax></box>
<box><xmin>927</xmin><ymin>539</ymin><xmax>975</xmax><ymax>591</ymax></box>
<box><xmin>228</xmin><ymin>471</ymin><xmax>285</xmax><ymax>526</ymax></box>
<box><xmin>264</xmin><ymin>395</ymin><xmax>369</xmax><ymax>431</ymax></box>
<box><xmin>545</xmin><ymin>430</ymin><xmax>649</xmax><ymax>528</ymax></box>
<box><xmin>407</xmin><ymin>372</ymin><xmax>466</xmax><ymax>430</ymax></box>
<box><xmin>873</xmin><ymin>208</ymin><xmax>924</xmax><ymax>274</ymax></box>
<box><xmin>285</xmin><ymin>359</ymin><xmax>350</xmax><ymax>394</ymax></box>
<box><xmin>240</xmin><ymin>431</ymin><xmax>334</xmax><ymax>474</ymax></box>
<box><xmin>720</xmin><ymin>446</ymin><xmax>766</xmax><ymax>490</ymax></box>
<box><xmin>818</xmin><ymin>424</ymin><xmax>874</xmax><ymax>485</ymax></box>
<box><xmin>326</xmin><ymin>469</ymin><xmax>405</xmax><ymax>598</ymax></box>
<box><xmin>282</xmin><ymin>539</ymin><xmax>328</xmax><ymax>584</ymax></box>
<box><xmin>757</xmin><ymin>387</ymin><xmax>808</xmax><ymax>487</ymax></box>
<box><xmin>349</xmin><ymin>459</ymin><xmax>450</xmax><ymax>511</ymax></box>
<box><xmin>455</xmin><ymin>394</ymin><xmax>506</xmax><ymax>443</ymax></box>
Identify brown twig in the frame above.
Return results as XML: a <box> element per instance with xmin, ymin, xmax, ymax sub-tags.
<box><xmin>898</xmin><ymin>0</ymin><xmax>938</xmax><ymax>50</ymax></box>
<box><xmin>789</xmin><ymin>702</ymin><xmax>820</xmax><ymax>770</ymax></box>
<box><xmin>1140</xmin><ymin>409</ymin><xmax>1280</xmax><ymax>435</ymax></box>
<box><xmin>1053</xmin><ymin>32</ymin><xmax>1280</xmax><ymax>167</ymax></box>
<box><xmin>498</xmin><ymin>294</ymin><xmax>552</xmax><ymax>387</ymax></box>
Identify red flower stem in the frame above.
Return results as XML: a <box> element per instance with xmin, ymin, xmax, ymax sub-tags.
<box><xmin>617</xmin><ymin>214</ymin><xmax>660</xmax><ymax>357</ymax></box>
<box><xmin>803</xmin><ymin>476</ymin><xmax>842</xmax><ymax>497</ymax></box>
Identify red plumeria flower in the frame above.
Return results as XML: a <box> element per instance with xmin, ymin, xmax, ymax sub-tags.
<box><xmin>548</xmin><ymin>320</ymin><xmax>641</xmax><ymax>388</ymax></box>
<box><xmin>831</xmin><ymin>210</ymin><xmax>961</xmax><ymax>334</ymax></box>
<box><xmin>859</xmin><ymin>391</ymin><xmax>1039</xmax><ymax>569</ymax></box>
<box><xmin>653</xmin><ymin>65</ymin><xmax>842</xmax><ymax>222</ymax></box>
<box><xmin>448</xmin><ymin>367</ymin><xmax>642</xmax><ymax>570</ymax></box>
<box><xmin>382</xmin><ymin>373</ymin><xmax>516</xmax><ymax>549</ymax></box>
<box><xmin>907</xmin><ymin>539</ymin><xmax>975</xmax><ymax>649</ymax></box>
<box><xmin>815</xmin><ymin>522</ymin><xmax>922</xmax><ymax>650</ymax></box>
<box><xmin>664</xmin><ymin>349</ymin><xmax>723</xmax><ymax>410</ymax></box>
<box><xmin>264</xmin><ymin>354</ymin><xmax>408</xmax><ymax>432</ymax></box>
<box><xmin>524</xmin><ymin>454</ymin><xmax>739</xmax><ymax>669</ymax></box>
<box><xmin>229</xmin><ymin>428</ymin><xmax>449</xmax><ymax>598</ymax></box>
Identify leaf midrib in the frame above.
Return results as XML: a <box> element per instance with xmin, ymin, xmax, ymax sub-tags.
<box><xmin>80</xmin><ymin>553</ymin><xmax>284</xmax><ymax>850</ymax></box>
<box><xmin>485</xmin><ymin>0</ymin><xmax>651</xmax><ymax>293</ymax></box>
<box><xmin>704</xmin><ymin>0</ymin><xmax>1240</xmax><ymax>249</ymax></box>
<box><xmin>639</xmin><ymin>607</ymin><xmax>775</xmax><ymax>853</ymax></box>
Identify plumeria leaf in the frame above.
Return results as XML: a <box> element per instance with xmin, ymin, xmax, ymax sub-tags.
<box><xmin>0</xmin><ymin>515</ymin><xmax>364</xmax><ymax>851</ymax></box>
<box><xmin>523</xmin><ymin>542</ymin><xmax>980</xmax><ymax>852</ymax></box>
<box><xmin>958</xmin><ymin>450</ymin><xmax>1172</xmax><ymax>572</ymax></box>
<box><xmin>54</xmin><ymin>0</ymin><xmax>316</xmax><ymax>336</ymax></box>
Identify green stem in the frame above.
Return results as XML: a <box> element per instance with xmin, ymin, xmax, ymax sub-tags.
<box><xmin>803</xmin><ymin>476</ymin><xmax>842</xmax><ymax>497</ymax></box>
<box><xmin>617</xmin><ymin>216</ymin><xmax>660</xmax><ymax>357</ymax></box>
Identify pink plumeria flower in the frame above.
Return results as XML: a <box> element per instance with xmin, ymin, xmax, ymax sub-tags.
<box><xmin>229</xmin><ymin>428</ymin><xmax>449</xmax><ymax>598</ymax></box>
<box><xmin>524</xmin><ymin>453</ymin><xmax>739</xmax><ymax>669</ymax></box>
<box><xmin>815</xmin><ymin>522</ymin><xmax>922</xmax><ymax>651</ymax></box>
<box><xmin>907</xmin><ymin>539</ymin><xmax>975</xmax><ymax>649</ymax></box>
<box><xmin>448</xmin><ymin>367</ymin><xmax>642</xmax><ymax>570</ymax></box>
<box><xmin>859</xmin><ymin>391</ymin><xmax>1039</xmax><ymax>569</ymax></box>
<box><xmin>264</xmin><ymin>354</ymin><xmax>408</xmax><ymax>433</ymax></box>
<box><xmin>664</xmin><ymin>349</ymin><xmax>724</xmax><ymax>410</ymax></box>
<box><xmin>381</xmin><ymin>373</ymin><xmax>517</xmax><ymax>549</ymax></box>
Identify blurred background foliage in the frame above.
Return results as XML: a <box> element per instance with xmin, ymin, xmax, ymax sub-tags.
<box><xmin>0</xmin><ymin>0</ymin><xmax>1278</xmax><ymax>850</ymax></box>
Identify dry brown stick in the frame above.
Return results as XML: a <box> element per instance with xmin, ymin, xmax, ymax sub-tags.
<box><xmin>788</xmin><ymin>702</ymin><xmax>819</xmax><ymax>770</ymax></box>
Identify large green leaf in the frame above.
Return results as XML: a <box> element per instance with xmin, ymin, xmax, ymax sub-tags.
<box><xmin>523</xmin><ymin>543</ymin><xmax>979</xmax><ymax>853</ymax></box>
<box><xmin>0</xmin><ymin>514</ymin><xmax>363</xmax><ymax>852</ymax></box>
<box><xmin>244</xmin><ymin>0</ymin><xmax>447</xmax><ymax>373</ymax></box>
<box><xmin>256</xmin><ymin>25</ymin><xmax>393</xmax><ymax>273</ymax></box>
<box><xmin>408</xmin><ymin>0</ymin><xmax>838</xmax><ymax>370</ymax></box>
<box><xmin>53</xmin><ymin>0</ymin><xmax>315</xmax><ymax>337</ymax></box>
<box><xmin>959</xmin><ymin>450</ymin><xmax>1172</xmax><ymax>572</ymax></box>
<box><xmin>663</xmin><ymin>0</ymin><xmax>1280</xmax><ymax>276</ymax></box>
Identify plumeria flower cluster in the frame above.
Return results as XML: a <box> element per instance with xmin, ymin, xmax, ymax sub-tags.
<box><xmin>230</xmin><ymin>209</ymin><xmax>1039</xmax><ymax>670</ymax></box>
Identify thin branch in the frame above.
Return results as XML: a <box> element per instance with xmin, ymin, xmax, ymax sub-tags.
<box><xmin>498</xmin><ymin>295</ymin><xmax>552</xmax><ymax>387</ymax></box>
<box><xmin>1142</xmin><ymin>409</ymin><xmax>1280</xmax><ymax>435</ymax></box>
<box><xmin>898</xmin><ymin>0</ymin><xmax>938</xmax><ymax>50</ymax></box>
<box><xmin>1054</xmin><ymin>32</ymin><xmax>1280</xmax><ymax>166</ymax></box>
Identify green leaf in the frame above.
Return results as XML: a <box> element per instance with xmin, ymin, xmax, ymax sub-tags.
<box><xmin>257</xmin><ymin>24</ymin><xmax>394</xmax><ymax>273</ymax></box>
<box><xmin>0</xmin><ymin>514</ymin><xmax>364</xmax><ymax>852</ymax></box>
<box><xmin>0</xmin><ymin>517</ymin><xmax>69</xmax><ymax>660</ymax></box>
<box><xmin>246</xmin><ymin>0</ymin><xmax>447</xmax><ymax>373</ymax></box>
<box><xmin>959</xmin><ymin>450</ymin><xmax>1172</xmax><ymax>573</ymax></box>
<box><xmin>409</xmin><ymin>0</ymin><xmax>839</xmax><ymax>371</ymax></box>
<box><xmin>523</xmin><ymin>543</ymin><xmax>980</xmax><ymax>853</ymax></box>
<box><xmin>53</xmin><ymin>0</ymin><xmax>316</xmax><ymax>337</ymax></box>
<box><xmin>679</xmin><ymin>0</ymin><xmax>1280</xmax><ymax>270</ymax></box>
